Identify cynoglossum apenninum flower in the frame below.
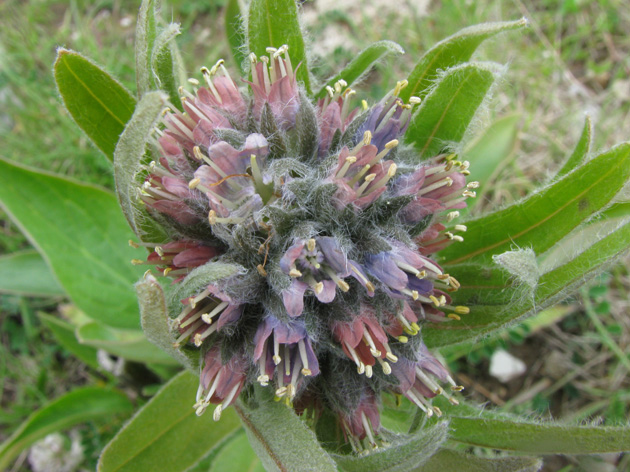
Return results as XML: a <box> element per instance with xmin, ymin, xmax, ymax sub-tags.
<box><xmin>132</xmin><ymin>45</ymin><xmax>475</xmax><ymax>452</ymax></box>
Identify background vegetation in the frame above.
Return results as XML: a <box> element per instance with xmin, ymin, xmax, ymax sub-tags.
<box><xmin>1</xmin><ymin>0</ymin><xmax>629</xmax><ymax>470</ymax></box>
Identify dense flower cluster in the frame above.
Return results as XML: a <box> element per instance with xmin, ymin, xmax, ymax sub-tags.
<box><xmin>134</xmin><ymin>46</ymin><xmax>475</xmax><ymax>452</ymax></box>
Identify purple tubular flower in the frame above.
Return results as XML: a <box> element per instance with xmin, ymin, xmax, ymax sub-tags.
<box><xmin>317</xmin><ymin>79</ymin><xmax>360</xmax><ymax>157</ymax></box>
<box><xmin>279</xmin><ymin>237</ymin><xmax>369</xmax><ymax>316</ymax></box>
<box><xmin>194</xmin><ymin>344</ymin><xmax>248</xmax><ymax>420</ymax></box>
<box><xmin>253</xmin><ymin>316</ymin><xmax>319</xmax><ymax>404</ymax></box>
<box><xmin>171</xmin><ymin>284</ymin><xmax>243</xmax><ymax>348</ymax></box>
<box><xmin>337</xmin><ymin>387</ymin><xmax>381</xmax><ymax>449</ymax></box>
<box><xmin>248</xmin><ymin>45</ymin><xmax>300</xmax><ymax>129</ymax></box>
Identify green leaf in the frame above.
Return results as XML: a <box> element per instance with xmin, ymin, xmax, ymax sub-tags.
<box><xmin>136</xmin><ymin>0</ymin><xmax>160</xmax><ymax>97</ymax></box>
<box><xmin>0</xmin><ymin>159</ymin><xmax>146</xmax><ymax>329</ymax></box>
<box><xmin>332</xmin><ymin>422</ymin><xmax>448</xmax><ymax>472</ymax></box>
<box><xmin>441</xmin><ymin>143</ymin><xmax>630</xmax><ymax>265</ymax></box>
<box><xmin>316</xmin><ymin>41</ymin><xmax>405</xmax><ymax>98</ymax></box>
<box><xmin>417</xmin><ymin>449</ymin><xmax>541</xmax><ymax>472</ymax></box>
<box><xmin>225</xmin><ymin>0</ymin><xmax>247</xmax><ymax>73</ymax></box>
<box><xmin>425</xmin><ymin>219</ymin><xmax>630</xmax><ymax>347</ymax></box>
<box><xmin>399</xmin><ymin>19</ymin><xmax>527</xmax><ymax>102</ymax></box>
<box><xmin>0</xmin><ymin>387</ymin><xmax>133</xmax><ymax>471</ymax></box>
<box><xmin>0</xmin><ymin>250</ymin><xmax>64</xmax><ymax>297</ymax></box>
<box><xmin>98</xmin><ymin>371</ymin><xmax>241</xmax><ymax>472</ymax></box>
<box><xmin>406</xmin><ymin>63</ymin><xmax>499</xmax><ymax>157</ymax></box>
<box><xmin>248</xmin><ymin>0</ymin><xmax>311</xmax><ymax>93</ymax></box>
<box><xmin>114</xmin><ymin>91</ymin><xmax>169</xmax><ymax>242</ymax></box>
<box><xmin>152</xmin><ymin>23</ymin><xmax>183</xmax><ymax>110</ymax></box>
<box><xmin>38</xmin><ymin>312</ymin><xmax>100</xmax><ymax>370</ymax></box>
<box><xmin>556</xmin><ymin>114</ymin><xmax>593</xmax><ymax>178</ymax></box>
<box><xmin>208</xmin><ymin>430</ymin><xmax>265</xmax><ymax>472</ymax></box>
<box><xmin>54</xmin><ymin>49</ymin><xmax>136</xmax><ymax>161</ymax></box>
<box><xmin>235</xmin><ymin>387</ymin><xmax>337</xmax><ymax>472</ymax></box>
<box><xmin>76</xmin><ymin>321</ymin><xmax>179</xmax><ymax>365</ymax></box>
<box><xmin>136</xmin><ymin>273</ymin><xmax>200</xmax><ymax>371</ymax></box>
<box><xmin>462</xmin><ymin>114</ymin><xmax>520</xmax><ymax>211</ymax></box>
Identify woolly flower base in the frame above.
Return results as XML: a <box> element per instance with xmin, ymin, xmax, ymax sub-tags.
<box><xmin>134</xmin><ymin>46</ymin><xmax>476</xmax><ymax>452</ymax></box>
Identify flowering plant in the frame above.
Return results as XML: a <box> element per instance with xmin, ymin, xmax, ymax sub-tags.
<box><xmin>0</xmin><ymin>0</ymin><xmax>629</xmax><ymax>470</ymax></box>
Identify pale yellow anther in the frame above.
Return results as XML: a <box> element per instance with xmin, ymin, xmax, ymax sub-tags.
<box><xmin>448</xmin><ymin>276</ymin><xmax>461</xmax><ymax>289</ymax></box>
<box><xmin>337</xmin><ymin>280</ymin><xmax>350</xmax><ymax>292</ymax></box>
<box><xmin>131</xmin><ymin>259</ymin><xmax>144</xmax><ymax>265</ymax></box>
<box><xmin>363</xmin><ymin>130</ymin><xmax>373</xmax><ymax>145</ymax></box>
<box><xmin>448</xmin><ymin>313</ymin><xmax>461</xmax><ymax>321</ymax></box>
<box><xmin>461</xmin><ymin>170</ymin><xmax>471</xmax><ymax>176</ymax></box>
<box><xmin>307</xmin><ymin>238</ymin><xmax>317</xmax><ymax>252</ymax></box>
<box><xmin>266</xmin><ymin>46</ymin><xmax>278</xmax><ymax>54</ymax></box>
<box><xmin>326</xmin><ymin>86</ymin><xmax>335</xmax><ymax>98</ymax></box>
<box><xmin>409</xmin><ymin>96</ymin><xmax>421</xmax><ymax>104</ymax></box>
<box><xmin>364</xmin><ymin>173</ymin><xmax>376</xmax><ymax>182</ymax></box>
<box><xmin>381</xmin><ymin>361</ymin><xmax>392</xmax><ymax>375</ymax></box>
<box><xmin>411</xmin><ymin>290</ymin><xmax>419</xmax><ymax>301</ymax></box>
<box><xmin>452</xmin><ymin>235</ymin><xmax>464</xmax><ymax>242</ymax></box>
<box><xmin>213</xmin><ymin>405</ymin><xmax>223</xmax><ymax>421</ymax></box>
<box><xmin>451</xmin><ymin>385</ymin><xmax>465</xmax><ymax>392</ymax></box>
<box><xmin>201</xmin><ymin>313</ymin><xmax>213</xmax><ymax>324</ymax></box>
<box><xmin>369</xmin><ymin>348</ymin><xmax>382</xmax><ymax>357</ymax></box>
<box><xmin>178</xmin><ymin>85</ymin><xmax>185</xmax><ymax>95</ymax></box>
<box><xmin>467</xmin><ymin>181</ymin><xmax>480</xmax><ymax>189</ymax></box>
<box><xmin>447</xmin><ymin>211</ymin><xmax>460</xmax><ymax>222</ymax></box>
<box><xmin>455</xmin><ymin>306</ymin><xmax>470</xmax><ymax>315</ymax></box>
<box><xmin>301</xmin><ymin>368</ymin><xmax>312</xmax><ymax>376</ymax></box>
<box><xmin>273</xmin><ymin>354</ymin><xmax>281</xmax><ymax>365</ymax></box>
<box><xmin>454</xmin><ymin>224</ymin><xmax>467</xmax><ymax>232</ymax></box>
<box><xmin>194</xmin><ymin>333</ymin><xmax>203</xmax><ymax>347</ymax></box>
<box><xmin>445</xmin><ymin>176</ymin><xmax>454</xmax><ymax>187</ymax></box>
<box><xmin>163</xmin><ymin>268</ymin><xmax>172</xmax><ymax>276</ymax></box>
<box><xmin>249</xmin><ymin>52</ymin><xmax>257</xmax><ymax>63</ymax></box>
<box><xmin>362</xmin><ymin>99</ymin><xmax>368</xmax><ymax>110</ymax></box>
<box><xmin>445</xmin><ymin>231</ymin><xmax>455</xmax><ymax>240</ymax></box>
<box><xmin>314</xmin><ymin>282</ymin><xmax>324</xmax><ymax>295</ymax></box>
<box><xmin>289</xmin><ymin>269</ymin><xmax>303</xmax><ymax>278</ymax></box>
<box><xmin>385</xmin><ymin>139</ymin><xmax>399</xmax><ymax>149</ymax></box>
<box><xmin>439</xmin><ymin>295</ymin><xmax>447</xmax><ymax>305</ymax></box>
<box><xmin>385</xmin><ymin>352</ymin><xmax>398</xmax><ymax>363</ymax></box>
<box><xmin>189</xmin><ymin>178</ymin><xmax>201</xmax><ymax>189</ymax></box>
<box><xmin>188</xmin><ymin>78</ymin><xmax>200</xmax><ymax>86</ymax></box>
<box><xmin>397</xmin><ymin>336</ymin><xmax>409</xmax><ymax>343</ymax></box>
<box><xmin>345</xmin><ymin>156</ymin><xmax>357</xmax><ymax>164</ymax></box>
<box><xmin>366</xmin><ymin>281</ymin><xmax>376</xmax><ymax>293</ymax></box>
<box><xmin>437</xmin><ymin>273</ymin><xmax>449</xmax><ymax>280</ymax></box>
<box><xmin>161</xmin><ymin>107</ymin><xmax>172</xmax><ymax>116</ymax></box>
<box><xmin>429</xmin><ymin>295</ymin><xmax>441</xmax><ymax>307</ymax></box>
<box><xmin>257</xmin><ymin>374</ymin><xmax>269</xmax><ymax>385</ymax></box>
<box><xmin>256</xmin><ymin>264</ymin><xmax>268</xmax><ymax>277</ymax></box>
<box><xmin>387</xmin><ymin>163</ymin><xmax>397</xmax><ymax>178</ymax></box>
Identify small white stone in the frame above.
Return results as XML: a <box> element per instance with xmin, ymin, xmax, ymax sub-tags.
<box><xmin>489</xmin><ymin>349</ymin><xmax>527</xmax><ymax>383</ymax></box>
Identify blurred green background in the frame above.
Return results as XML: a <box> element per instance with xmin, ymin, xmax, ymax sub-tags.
<box><xmin>1</xmin><ymin>0</ymin><xmax>629</xmax><ymax>470</ymax></box>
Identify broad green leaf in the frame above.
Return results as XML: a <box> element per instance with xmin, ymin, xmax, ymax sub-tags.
<box><xmin>248</xmin><ymin>0</ymin><xmax>311</xmax><ymax>93</ymax></box>
<box><xmin>208</xmin><ymin>430</ymin><xmax>265</xmax><ymax>472</ymax></box>
<box><xmin>0</xmin><ymin>159</ymin><xmax>146</xmax><ymax>329</ymax></box>
<box><xmin>399</xmin><ymin>19</ymin><xmax>527</xmax><ymax>102</ymax></box>
<box><xmin>424</xmin><ymin>219</ymin><xmax>630</xmax><ymax>347</ymax></box>
<box><xmin>0</xmin><ymin>250</ymin><xmax>64</xmax><ymax>297</ymax></box>
<box><xmin>114</xmin><ymin>91</ymin><xmax>169</xmax><ymax>242</ymax></box>
<box><xmin>332</xmin><ymin>422</ymin><xmax>448</xmax><ymax>472</ymax></box>
<box><xmin>54</xmin><ymin>49</ymin><xmax>136</xmax><ymax>161</ymax></box>
<box><xmin>98</xmin><ymin>371</ymin><xmax>240</xmax><ymax>472</ymax></box>
<box><xmin>76</xmin><ymin>322</ymin><xmax>179</xmax><ymax>365</ymax></box>
<box><xmin>556</xmin><ymin>114</ymin><xmax>592</xmax><ymax>178</ymax></box>
<box><xmin>136</xmin><ymin>0</ymin><xmax>160</xmax><ymax>96</ymax></box>
<box><xmin>225</xmin><ymin>0</ymin><xmax>247</xmax><ymax>73</ymax></box>
<box><xmin>0</xmin><ymin>387</ymin><xmax>133</xmax><ymax>471</ymax></box>
<box><xmin>151</xmin><ymin>23</ymin><xmax>183</xmax><ymax>110</ymax></box>
<box><xmin>38</xmin><ymin>312</ymin><xmax>100</xmax><ymax>370</ymax></box>
<box><xmin>441</xmin><ymin>143</ymin><xmax>630</xmax><ymax>265</ymax></box>
<box><xmin>462</xmin><ymin>114</ymin><xmax>520</xmax><ymax>210</ymax></box>
<box><xmin>417</xmin><ymin>449</ymin><xmax>541</xmax><ymax>472</ymax></box>
<box><xmin>235</xmin><ymin>387</ymin><xmax>337</xmax><ymax>472</ymax></box>
<box><xmin>406</xmin><ymin>63</ymin><xmax>499</xmax><ymax>157</ymax></box>
<box><xmin>136</xmin><ymin>273</ymin><xmax>200</xmax><ymax>371</ymax></box>
<box><xmin>316</xmin><ymin>41</ymin><xmax>405</xmax><ymax>98</ymax></box>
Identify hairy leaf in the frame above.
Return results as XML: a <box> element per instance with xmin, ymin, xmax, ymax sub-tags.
<box><xmin>399</xmin><ymin>19</ymin><xmax>527</xmax><ymax>102</ymax></box>
<box><xmin>98</xmin><ymin>371</ymin><xmax>240</xmax><ymax>472</ymax></box>
<box><xmin>417</xmin><ymin>449</ymin><xmax>541</xmax><ymax>472</ymax></box>
<box><xmin>556</xmin><ymin>114</ymin><xmax>592</xmax><ymax>178</ymax></box>
<box><xmin>441</xmin><ymin>143</ymin><xmax>630</xmax><ymax>265</ymax></box>
<box><xmin>208</xmin><ymin>430</ymin><xmax>265</xmax><ymax>472</ymax></box>
<box><xmin>0</xmin><ymin>159</ymin><xmax>145</xmax><ymax>329</ymax></box>
<box><xmin>316</xmin><ymin>41</ymin><xmax>405</xmax><ymax>98</ymax></box>
<box><xmin>136</xmin><ymin>0</ymin><xmax>160</xmax><ymax>96</ymax></box>
<box><xmin>425</xmin><ymin>219</ymin><xmax>630</xmax><ymax>347</ymax></box>
<box><xmin>114</xmin><ymin>91</ymin><xmax>169</xmax><ymax>242</ymax></box>
<box><xmin>0</xmin><ymin>250</ymin><xmax>64</xmax><ymax>297</ymax></box>
<box><xmin>235</xmin><ymin>387</ymin><xmax>337</xmax><ymax>472</ymax></box>
<box><xmin>151</xmin><ymin>23</ymin><xmax>183</xmax><ymax>110</ymax></box>
<box><xmin>406</xmin><ymin>63</ymin><xmax>500</xmax><ymax>157</ymax></box>
<box><xmin>54</xmin><ymin>49</ymin><xmax>136</xmax><ymax>161</ymax></box>
<box><xmin>248</xmin><ymin>0</ymin><xmax>311</xmax><ymax>93</ymax></box>
<box><xmin>332</xmin><ymin>422</ymin><xmax>448</xmax><ymax>472</ymax></box>
<box><xmin>0</xmin><ymin>388</ymin><xmax>132</xmax><ymax>471</ymax></box>
<box><xmin>225</xmin><ymin>0</ymin><xmax>247</xmax><ymax>73</ymax></box>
